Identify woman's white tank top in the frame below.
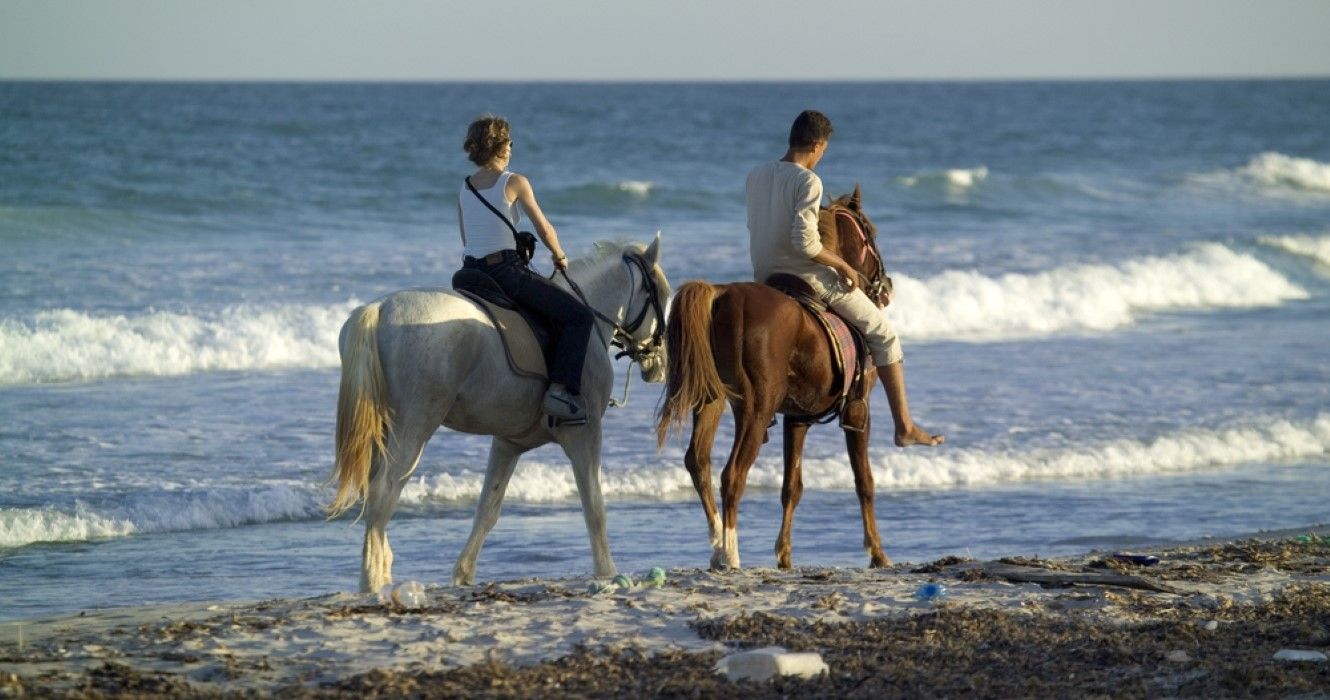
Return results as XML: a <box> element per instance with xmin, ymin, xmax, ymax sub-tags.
<box><xmin>459</xmin><ymin>171</ymin><xmax>522</xmax><ymax>259</ymax></box>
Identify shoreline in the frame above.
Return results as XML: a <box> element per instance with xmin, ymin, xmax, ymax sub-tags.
<box><xmin>3</xmin><ymin>524</ymin><xmax>1327</xmax><ymax>697</ymax></box>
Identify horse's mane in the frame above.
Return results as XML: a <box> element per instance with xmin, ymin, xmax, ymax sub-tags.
<box><xmin>827</xmin><ymin>193</ymin><xmax>855</xmax><ymax>208</ymax></box>
<box><xmin>566</xmin><ymin>239</ymin><xmax>644</xmax><ymax>276</ymax></box>
<box><xmin>565</xmin><ymin>238</ymin><xmax>670</xmax><ymax>307</ymax></box>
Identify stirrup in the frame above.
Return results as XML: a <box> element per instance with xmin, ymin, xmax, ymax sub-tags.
<box><xmin>547</xmin><ymin>414</ymin><xmax>589</xmax><ymax>428</ymax></box>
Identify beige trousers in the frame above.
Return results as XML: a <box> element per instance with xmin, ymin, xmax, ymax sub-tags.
<box><xmin>823</xmin><ymin>285</ymin><xmax>904</xmax><ymax>367</ymax></box>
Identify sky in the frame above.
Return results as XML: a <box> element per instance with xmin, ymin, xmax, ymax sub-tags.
<box><xmin>2</xmin><ymin>0</ymin><xmax>1329</xmax><ymax>81</ymax></box>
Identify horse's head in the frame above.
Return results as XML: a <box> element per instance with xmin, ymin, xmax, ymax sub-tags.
<box><xmin>573</xmin><ymin>234</ymin><xmax>672</xmax><ymax>385</ymax></box>
<box><xmin>820</xmin><ymin>184</ymin><xmax>892</xmax><ymax>307</ymax></box>
<box><xmin>623</xmin><ymin>234</ymin><xmax>671</xmax><ymax>383</ymax></box>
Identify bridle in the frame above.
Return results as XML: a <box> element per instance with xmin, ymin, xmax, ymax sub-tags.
<box><xmin>605</xmin><ymin>252</ymin><xmax>667</xmax><ymax>363</ymax></box>
<box><xmin>557</xmin><ymin>252</ymin><xmax>668</xmax><ymax>401</ymax></box>
<box><xmin>831</xmin><ymin>205</ymin><xmax>892</xmax><ymax>306</ymax></box>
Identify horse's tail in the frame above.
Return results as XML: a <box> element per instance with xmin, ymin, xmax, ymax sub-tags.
<box><xmin>656</xmin><ymin>281</ymin><xmax>732</xmax><ymax>448</ymax></box>
<box><xmin>327</xmin><ymin>301</ymin><xmax>392</xmax><ymax>518</ymax></box>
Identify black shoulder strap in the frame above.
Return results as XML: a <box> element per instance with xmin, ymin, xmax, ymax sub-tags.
<box><xmin>464</xmin><ymin>176</ymin><xmax>519</xmax><ymax>236</ymax></box>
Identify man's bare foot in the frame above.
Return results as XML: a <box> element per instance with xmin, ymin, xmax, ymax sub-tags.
<box><xmin>895</xmin><ymin>424</ymin><xmax>944</xmax><ymax>447</ymax></box>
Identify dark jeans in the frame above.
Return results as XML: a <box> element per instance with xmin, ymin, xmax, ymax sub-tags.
<box><xmin>463</xmin><ymin>250</ymin><xmax>592</xmax><ymax>395</ymax></box>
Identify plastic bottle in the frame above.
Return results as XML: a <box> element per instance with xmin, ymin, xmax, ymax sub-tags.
<box><xmin>914</xmin><ymin>582</ymin><xmax>947</xmax><ymax>601</ymax></box>
<box><xmin>379</xmin><ymin>581</ymin><xmax>426</xmax><ymax>609</ymax></box>
<box><xmin>395</xmin><ymin>580</ymin><xmax>426</xmax><ymax>610</ymax></box>
<box><xmin>611</xmin><ymin>573</ymin><xmax>634</xmax><ymax>589</ymax></box>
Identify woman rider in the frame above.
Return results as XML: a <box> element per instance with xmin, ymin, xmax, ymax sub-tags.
<box><xmin>457</xmin><ymin>115</ymin><xmax>592</xmax><ymax>421</ymax></box>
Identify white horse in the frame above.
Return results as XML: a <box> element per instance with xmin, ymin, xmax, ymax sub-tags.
<box><xmin>328</xmin><ymin>236</ymin><xmax>670</xmax><ymax>592</ymax></box>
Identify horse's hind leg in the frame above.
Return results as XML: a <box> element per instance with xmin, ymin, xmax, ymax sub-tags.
<box><xmin>775</xmin><ymin>418</ymin><xmax>809</xmax><ymax>569</ymax></box>
<box><xmin>847</xmin><ymin>424</ymin><xmax>891</xmax><ymax>567</ymax></box>
<box><xmin>715</xmin><ymin>401</ymin><xmax>777</xmax><ymax>570</ymax></box>
<box><xmin>452</xmin><ymin>437</ymin><xmax>523</xmax><ymax>586</ymax></box>
<box><xmin>560</xmin><ymin>421</ymin><xmax>616</xmax><ymax>578</ymax></box>
<box><xmin>684</xmin><ymin>399</ymin><xmax>725</xmax><ymax>551</ymax></box>
<box><xmin>361</xmin><ymin>425</ymin><xmax>431</xmax><ymax>593</ymax></box>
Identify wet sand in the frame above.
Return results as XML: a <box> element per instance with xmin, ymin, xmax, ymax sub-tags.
<box><xmin>3</xmin><ymin>526</ymin><xmax>1327</xmax><ymax>698</ymax></box>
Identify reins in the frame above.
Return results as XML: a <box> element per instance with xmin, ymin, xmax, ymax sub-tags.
<box><xmin>832</xmin><ymin>206</ymin><xmax>890</xmax><ymax>303</ymax></box>
<box><xmin>556</xmin><ymin>252</ymin><xmax>667</xmax><ymax>407</ymax></box>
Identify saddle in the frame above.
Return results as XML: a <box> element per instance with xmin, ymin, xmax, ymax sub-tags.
<box><xmin>764</xmin><ymin>273</ymin><xmax>871</xmax><ymax>432</ymax></box>
<box><xmin>451</xmin><ymin>268</ymin><xmax>554</xmax><ymax>380</ymax></box>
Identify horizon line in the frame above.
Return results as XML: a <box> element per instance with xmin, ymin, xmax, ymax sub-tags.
<box><xmin>4</xmin><ymin>73</ymin><xmax>1330</xmax><ymax>85</ymax></box>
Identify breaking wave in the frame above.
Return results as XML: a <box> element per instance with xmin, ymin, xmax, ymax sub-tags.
<box><xmin>1259</xmin><ymin>233</ymin><xmax>1330</xmax><ymax>267</ymax></box>
<box><xmin>889</xmin><ymin>243</ymin><xmax>1306</xmax><ymax>341</ymax></box>
<box><xmin>1194</xmin><ymin>152</ymin><xmax>1330</xmax><ymax>196</ymax></box>
<box><xmin>0</xmin><ymin>301</ymin><xmax>359</xmax><ymax>385</ymax></box>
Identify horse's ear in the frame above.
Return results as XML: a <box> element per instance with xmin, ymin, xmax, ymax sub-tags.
<box><xmin>852</xmin><ymin>183</ymin><xmax>862</xmax><ymax>209</ymax></box>
<box><xmin>645</xmin><ymin>231</ymin><xmax>661</xmax><ymax>265</ymax></box>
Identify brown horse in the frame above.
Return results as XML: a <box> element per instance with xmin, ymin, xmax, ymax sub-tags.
<box><xmin>656</xmin><ymin>187</ymin><xmax>895</xmax><ymax>571</ymax></box>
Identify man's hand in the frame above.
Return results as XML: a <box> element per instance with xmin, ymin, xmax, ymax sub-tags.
<box><xmin>835</xmin><ymin>261</ymin><xmax>858</xmax><ymax>292</ymax></box>
<box><xmin>552</xmin><ymin>253</ymin><xmax>569</xmax><ymax>271</ymax></box>
<box><xmin>812</xmin><ymin>249</ymin><xmax>857</xmax><ymax>293</ymax></box>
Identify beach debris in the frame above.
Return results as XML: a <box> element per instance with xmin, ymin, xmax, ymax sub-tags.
<box><xmin>643</xmin><ymin>566</ymin><xmax>667</xmax><ymax>588</ymax></box>
<box><xmin>715</xmin><ymin>646</ymin><xmax>829</xmax><ymax>682</ymax></box>
<box><xmin>1294</xmin><ymin>533</ymin><xmax>1327</xmax><ymax>545</ymax></box>
<box><xmin>587</xmin><ymin>568</ymin><xmax>667</xmax><ymax>595</ymax></box>
<box><xmin>378</xmin><ymin>581</ymin><xmax>426</xmax><ymax>610</ymax></box>
<box><xmin>914</xmin><ymin>582</ymin><xmax>948</xmax><ymax>601</ymax></box>
<box><xmin>1202</xmin><ymin>620</ymin><xmax>1219</xmax><ymax>631</ymax></box>
<box><xmin>1164</xmin><ymin>649</ymin><xmax>1191</xmax><ymax>663</ymax></box>
<box><xmin>586</xmin><ymin>580</ymin><xmax>618</xmax><ymax>595</ymax></box>
<box><xmin>1112</xmin><ymin>552</ymin><xmax>1161</xmax><ymax>566</ymax></box>
<box><xmin>1272</xmin><ymin>648</ymin><xmax>1327</xmax><ymax>662</ymax></box>
<box><xmin>975</xmin><ymin>562</ymin><xmax>1181</xmax><ymax>594</ymax></box>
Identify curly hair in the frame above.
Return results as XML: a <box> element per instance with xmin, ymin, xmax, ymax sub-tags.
<box><xmin>463</xmin><ymin>116</ymin><xmax>512</xmax><ymax>166</ymax></box>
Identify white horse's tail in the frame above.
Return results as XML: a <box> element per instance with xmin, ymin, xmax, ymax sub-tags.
<box><xmin>328</xmin><ymin>302</ymin><xmax>392</xmax><ymax>518</ymax></box>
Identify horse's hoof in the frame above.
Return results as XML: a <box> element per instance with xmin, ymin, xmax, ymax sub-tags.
<box><xmin>869</xmin><ymin>555</ymin><xmax>891</xmax><ymax>569</ymax></box>
<box><xmin>709</xmin><ymin>554</ymin><xmax>738</xmax><ymax>572</ymax></box>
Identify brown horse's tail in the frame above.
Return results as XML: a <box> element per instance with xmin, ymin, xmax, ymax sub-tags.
<box><xmin>656</xmin><ymin>281</ymin><xmax>732</xmax><ymax>448</ymax></box>
<box><xmin>327</xmin><ymin>301</ymin><xmax>393</xmax><ymax>518</ymax></box>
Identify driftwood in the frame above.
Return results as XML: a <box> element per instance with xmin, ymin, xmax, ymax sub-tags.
<box><xmin>973</xmin><ymin>562</ymin><xmax>1182</xmax><ymax>594</ymax></box>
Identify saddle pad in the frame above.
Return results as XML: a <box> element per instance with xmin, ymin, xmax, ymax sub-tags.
<box><xmin>456</xmin><ymin>290</ymin><xmax>547</xmax><ymax>380</ymax></box>
<box><xmin>817</xmin><ymin>310</ymin><xmax>860</xmax><ymax>400</ymax></box>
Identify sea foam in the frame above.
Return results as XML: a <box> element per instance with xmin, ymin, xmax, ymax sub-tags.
<box><xmin>899</xmin><ymin>166</ymin><xmax>989</xmax><ymax>189</ymax></box>
<box><xmin>1194</xmin><ymin>152</ymin><xmax>1330</xmax><ymax>196</ymax></box>
<box><xmin>889</xmin><ymin>243</ymin><xmax>1306</xmax><ymax>341</ymax></box>
<box><xmin>1259</xmin><ymin>233</ymin><xmax>1330</xmax><ymax>267</ymax></box>
<box><xmin>0</xmin><ymin>244</ymin><xmax>1306</xmax><ymax>385</ymax></box>
<box><xmin>5</xmin><ymin>414</ymin><xmax>1326</xmax><ymax>549</ymax></box>
<box><xmin>1238</xmin><ymin>152</ymin><xmax>1330</xmax><ymax>193</ymax></box>
<box><xmin>399</xmin><ymin>413</ymin><xmax>1330</xmax><ymax>504</ymax></box>
<box><xmin>0</xmin><ymin>301</ymin><xmax>358</xmax><ymax>385</ymax></box>
<box><xmin>0</xmin><ymin>483</ymin><xmax>321</xmax><ymax>549</ymax></box>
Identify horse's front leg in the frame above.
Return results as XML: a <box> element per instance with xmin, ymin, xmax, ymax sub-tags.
<box><xmin>685</xmin><ymin>400</ymin><xmax>725</xmax><ymax>551</ymax></box>
<box><xmin>452</xmin><ymin>437</ymin><xmax>524</xmax><ymax>586</ymax></box>
<box><xmin>775</xmin><ymin>418</ymin><xmax>809</xmax><ymax>569</ymax></box>
<box><xmin>560</xmin><ymin>421</ymin><xmax>616</xmax><ymax>577</ymax></box>
<box><xmin>846</xmin><ymin>419</ymin><xmax>890</xmax><ymax>567</ymax></box>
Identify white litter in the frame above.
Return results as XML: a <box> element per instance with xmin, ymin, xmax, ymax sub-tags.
<box><xmin>715</xmin><ymin>646</ymin><xmax>829</xmax><ymax>682</ymax></box>
<box><xmin>1272</xmin><ymin>648</ymin><xmax>1327</xmax><ymax>662</ymax></box>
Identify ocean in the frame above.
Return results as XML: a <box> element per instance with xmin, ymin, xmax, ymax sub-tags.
<box><xmin>2</xmin><ymin>80</ymin><xmax>1328</xmax><ymax>622</ymax></box>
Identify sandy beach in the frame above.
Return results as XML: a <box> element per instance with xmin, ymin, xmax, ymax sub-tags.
<box><xmin>2</xmin><ymin>526</ymin><xmax>1327</xmax><ymax>698</ymax></box>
